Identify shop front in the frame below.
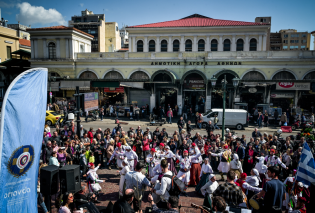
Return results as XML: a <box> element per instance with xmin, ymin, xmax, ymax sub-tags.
<box><xmin>103</xmin><ymin>86</ymin><xmax>125</xmax><ymax>105</ymax></box>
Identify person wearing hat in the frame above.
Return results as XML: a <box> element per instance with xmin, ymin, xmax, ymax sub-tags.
<box><xmin>283</xmin><ymin>177</ymin><xmax>295</xmax><ymax>212</ymax></box>
<box><xmin>289</xmin><ymin>196</ymin><xmax>307</xmax><ymax>213</ymax></box>
<box><xmin>210</xmin><ymin>144</ymin><xmax>231</xmax><ymax>181</ymax></box>
<box><xmin>200</xmin><ymin>174</ymin><xmax>219</xmax><ymax>210</ymax></box>
<box><xmin>254</xmin><ymin>156</ymin><xmax>268</xmax><ymax>187</ymax></box>
<box><xmin>161</xmin><ymin>145</ymin><xmax>177</xmax><ymax>175</ymax></box>
<box><xmin>265</xmin><ymin>148</ymin><xmax>287</xmax><ymax>169</ymax></box>
<box><xmin>176</xmin><ymin>149</ymin><xmax>201</xmax><ymax>196</ymax></box>
<box><xmin>195</xmin><ymin>158</ymin><xmax>213</xmax><ymax>195</ymax></box>
<box><xmin>118</xmin><ymin>159</ymin><xmax>130</xmax><ymax>197</ymax></box>
<box><xmin>188</xmin><ymin>143</ymin><xmax>202</xmax><ymax>186</ymax></box>
<box><xmin>123</xmin><ymin>145</ymin><xmax>138</xmax><ymax>171</ymax></box>
<box><xmin>87</xmin><ymin>162</ymin><xmax>104</xmax><ymax>193</ymax></box>
<box><xmin>230</xmin><ymin>153</ymin><xmax>243</xmax><ymax>178</ymax></box>
<box><xmin>156</xmin><ymin>142</ymin><xmax>165</xmax><ymax>155</ymax></box>
<box><xmin>108</xmin><ymin>142</ymin><xmax>125</xmax><ymax>170</ymax></box>
<box><xmin>292</xmin><ymin>182</ymin><xmax>310</xmax><ymax>208</ymax></box>
<box><xmin>146</xmin><ymin>148</ymin><xmax>161</xmax><ymax>178</ymax></box>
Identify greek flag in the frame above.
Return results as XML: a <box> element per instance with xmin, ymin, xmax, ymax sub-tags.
<box><xmin>296</xmin><ymin>142</ymin><xmax>315</xmax><ymax>186</ymax></box>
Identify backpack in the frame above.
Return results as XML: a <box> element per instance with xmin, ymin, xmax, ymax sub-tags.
<box><xmin>163</xmin><ymin>174</ymin><xmax>185</xmax><ymax>196</ymax></box>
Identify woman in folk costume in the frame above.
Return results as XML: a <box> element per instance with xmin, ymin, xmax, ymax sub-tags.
<box><xmin>292</xmin><ymin>182</ymin><xmax>310</xmax><ymax>208</ymax></box>
<box><xmin>254</xmin><ymin>156</ymin><xmax>268</xmax><ymax>187</ymax></box>
<box><xmin>210</xmin><ymin>144</ymin><xmax>231</xmax><ymax>181</ymax></box>
<box><xmin>87</xmin><ymin>163</ymin><xmax>104</xmax><ymax>193</ymax></box>
<box><xmin>107</xmin><ymin>142</ymin><xmax>125</xmax><ymax>169</ymax></box>
<box><xmin>146</xmin><ymin>148</ymin><xmax>160</xmax><ymax>178</ymax></box>
<box><xmin>161</xmin><ymin>145</ymin><xmax>177</xmax><ymax>175</ymax></box>
<box><xmin>188</xmin><ymin>143</ymin><xmax>202</xmax><ymax>186</ymax></box>
<box><xmin>201</xmin><ymin>174</ymin><xmax>219</xmax><ymax>210</ymax></box>
<box><xmin>245</xmin><ymin>168</ymin><xmax>261</xmax><ymax>207</ymax></box>
<box><xmin>123</xmin><ymin>145</ymin><xmax>138</xmax><ymax>171</ymax></box>
<box><xmin>176</xmin><ymin>149</ymin><xmax>201</xmax><ymax>196</ymax></box>
<box><xmin>155</xmin><ymin>143</ymin><xmax>165</xmax><ymax>161</ymax></box>
<box><xmin>283</xmin><ymin>177</ymin><xmax>295</xmax><ymax>212</ymax></box>
<box><xmin>195</xmin><ymin>158</ymin><xmax>213</xmax><ymax>195</ymax></box>
<box><xmin>236</xmin><ymin>173</ymin><xmax>248</xmax><ymax>193</ymax></box>
<box><xmin>230</xmin><ymin>153</ymin><xmax>243</xmax><ymax>178</ymax></box>
<box><xmin>118</xmin><ymin>159</ymin><xmax>130</xmax><ymax>197</ymax></box>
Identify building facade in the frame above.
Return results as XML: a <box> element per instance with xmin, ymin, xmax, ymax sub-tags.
<box><xmin>279</xmin><ymin>29</ymin><xmax>311</xmax><ymax>51</ymax></box>
<box><xmin>29</xmin><ymin>14</ymin><xmax>315</xmax><ymax>118</ymax></box>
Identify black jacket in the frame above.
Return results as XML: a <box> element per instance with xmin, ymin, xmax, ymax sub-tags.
<box><xmin>177</xmin><ymin>119</ymin><xmax>185</xmax><ymax>128</ymax></box>
<box><xmin>206</xmin><ymin>123</ymin><xmax>214</xmax><ymax>132</ymax></box>
<box><xmin>113</xmin><ymin>198</ymin><xmax>135</xmax><ymax>213</ymax></box>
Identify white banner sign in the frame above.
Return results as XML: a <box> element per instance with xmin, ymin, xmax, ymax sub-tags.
<box><xmin>276</xmin><ymin>82</ymin><xmax>310</xmax><ymax>90</ymax></box>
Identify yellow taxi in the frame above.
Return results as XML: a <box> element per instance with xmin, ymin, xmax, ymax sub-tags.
<box><xmin>45</xmin><ymin>110</ymin><xmax>61</xmax><ymax>126</ymax></box>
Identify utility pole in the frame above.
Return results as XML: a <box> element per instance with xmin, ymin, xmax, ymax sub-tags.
<box><xmin>222</xmin><ymin>75</ymin><xmax>226</xmax><ymax>139</ymax></box>
<box><xmin>75</xmin><ymin>86</ymin><xmax>81</xmax><ymax>137</ymax></box>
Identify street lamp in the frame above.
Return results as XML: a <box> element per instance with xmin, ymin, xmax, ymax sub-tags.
<box><xmin>210</xmin><ymin>75</ymin><xmax>217</xmax><ymax>87</ymax></box>
<box><xmin>232</xmin><ymin>77</ymin><xmax>240</xmax><ymax>88</ymax></box>
<box><xmin>221</xmin><ymin>75</ymin><xmax>228</xmax><ymax>140</ymax></box>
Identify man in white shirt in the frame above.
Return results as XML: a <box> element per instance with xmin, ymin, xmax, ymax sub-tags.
<box><xmin>152</xmin><ymin>159</ymin><xmax>173</xmax><ymax>209</ymax></box>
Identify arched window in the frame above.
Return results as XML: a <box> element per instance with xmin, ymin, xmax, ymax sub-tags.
<box><xmin>272</xmin><ymin>71</ymin><xmax>295</xmax><ymax>80</ymax></box>
<box><xmin>185</xmin><ymin>39</ymin><xmax>192</xmax><ymax>52</ymax></box>
<box><xmin>137</xmin><ymin>40</ymin><xmax>143</xmax><ymax>52</ymax></box>
<box><xmin>161</xmin><ymin>40</ymin><xmax>168</xmax><ymax>52</ymax></box>
<box><xmin>223</xmin><ymin>39</ymin><xmax>230</xmax><ymax>51</ymax></box>
<box><xmin>104</xmin><ymin>71</ymin><xmax>123</xmax><ymax>79</ymax></box>
<box><xmin>48</xmin><ymin>42</ymin><xmax>56</xmax><ymax>59</ymax></box>
<box><xmin>250</xmin><ymin>38</ymin><xmax>257</xmax><ymax>51</ymax></box>
<box><xmin>149</xmin><ymin>40</ymin><xmax>155</xmax><ymax>52</ymax></box>
<box><xmin>236</xmin><ymin>39</ymin><xmax>244</xmax><ymax>51</ymax></box>
<box><xmin>211</xmin><ymin>39</ymin><xmax>218</xmax><ymax>51</ymax></box>
<box><xmin>198</xmin><ymin>39</ymin><xmax>205</xmax><ymax>51</ymax></box>
<box><xmin>173</xmin><ymin>40</ymin><xmax>180</xmax><ymax>52</ymax></box>
<box><xmin>130</xmin><ymin>71</ymin><xmax>149</xmax><ymax>80</ymax></box>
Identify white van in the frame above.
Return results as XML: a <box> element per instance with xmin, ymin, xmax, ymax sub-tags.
<box><xmin>201</xmin><ymin>109</ymin><xmax>248</xmax><ymax>130</ymax></box>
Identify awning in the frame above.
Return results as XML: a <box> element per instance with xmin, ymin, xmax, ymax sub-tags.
<box><xmin>120</xmin><ymin>82</ymin><xmax>144</xmax><ymax>89</ymax></box>
<box><xmin>47</xmin><ymin>82</ymin><xmax>60</xmax><ymax>91</ymax></box>
<box><xmin>60</xmin><ymin>81</ymin><xmax>90</xmax><ymax>90</ymax></box>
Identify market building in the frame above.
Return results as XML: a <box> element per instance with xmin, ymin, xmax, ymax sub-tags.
<box><xmin>28</xmin><ymin>14</ymin><xmax>315</xmax><ymax>116</ymax></box>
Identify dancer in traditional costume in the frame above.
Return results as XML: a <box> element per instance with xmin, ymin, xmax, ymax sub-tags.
<box><xmin>188</xmin><ymin>143</ymin><xmax>202</xmax><ymax>186</ymax></box>
<box><xmin>210</xmin><ymin>144</ymin><xmax>231</xmax><ymax>180</ymax></box>
<box><xmin>195</xmin><ymin>158</ymin><xmax>213</xmax><ymax>195</ymax></box>
<box><xmin>288</xmin><ymin>197</ymin><xmax>307</xmax><ymax>213</ymax></box>
<box><xmin>146</xmin><ymin>148</ymin><xmax>160</xmax><ymax>178</ymax></box>
<box><xmin>175</xmin><ymin>149</ymin><xmax>201</xmax><ymax>196</ymax></box>
<box><xmin>161</xmin><ymin>146</ymin><xmax>177</xmax><ymax>175</ymax></box>
<box><xmin>283</xmin><ymin>177</ymin><xmax>295</xmax><ymax>212</ymax></box>
<box><xmin>87</xmin><ymin>163</ymin><xmax>104</xmax><ymax>193</ymax></box>
<box><xmin>107</xmin><ymin>142</ymin><xmax>125</xmax><ymax>169</ymax></box>
<box><xmin>230</xmin><ymin>153</ymin><xmax>243</xmax><ymax>178</ymax></box>
<box><xmin>123</xmin><ymin>146</ymin><xmax>138</xmax><ymax>171</ymax></box>
<box><xmin>118</xmin><ymin>159</ymin><xmax>130</xmax><ymax>197</ymax></box>
<box><xmin>201</xmin><ymin>174</ymin><xmax>219</xmax><ymax>210</ymax></box>
<box><xmin>255</xmin><ymin>156</ymin><xmax>268</xmax><ymax>187</ymax></box>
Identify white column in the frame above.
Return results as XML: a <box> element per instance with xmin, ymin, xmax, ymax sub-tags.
<box><xmin>34</xmin><ymin>39</ymin><xmax>38</xmax><ymax>58</ymax></box>
<box><xmin>218</xmin><ymin>35</ymin><xmax>223</xmax><ymax>51</ymax></box>
<box><xmin>156</xmin><ymin>36</ymin><xmax>160</xmax><ymax>52</ymax></box>
<box><xmin>193</xmin><ymin>36</ymin><xmax>197</xmax><ymax>52</ymax></box>
<box><xmin>205</xmin><ymin>36</ymin><xmax>210</xmax><ymax>51</ymax></box>
<box><xmin>168</xmin><ymin>36</ymin><xmax>172</xmax><ymax>52</ymax></box>
<box><xmin>70</xmin><ymin>39</ymin><xmax>74</xmax><ymax>59</ymax></box>
<box><xmin>56</xmin><ymin>38</ymin><xmax>60</xmax><ymax>58</ymax></box>
<box><xmin>244</xmin><ymin>35</ymin><xmax>249</xmax><ymax>51</ymax></box>
<box><xmin>150</xmin><ymin>94</ymin><xmax>156</xmax><ymax>113</ymax></box>
<box><xmin>129</xmin><ymin>36</ymin><xmax>132</xmax><ymax>52</ymax></box>
<box><xmin>42</xmin><ymin>39</ymin><xmax>47</xmax><ymax>58</ymax></box>
<box><xmin>180</xmin><ymin>36</ymin><xmax>185</xmax><ymax>52</ymax></box>
<box><xmin>258</xmin><ymin>35</ymin><xmax>262</xmax><ymax>51</ymax></box>
<box><xmin>31</xmin><ymin>40</ymin><xmax>34</xmax><ymax>59</ymax></box>
<box><xmin>231</xmin><ymin>35</ymin><xmax>236</xmax><ymax>51</ymax></box>
<box><xmin>132</xmin><ymin>36</ymin><xmax>136</xmax><ymax>53</ymax></box>
<box><xmin>65</xmin><ymin>39</ymin><xmax>69</xmax><ymax>57</ymax></box>
<box><xmin>144</xmin><ymin>36</ymin><xmax>148</xmax><ymax>52</ymax></box>
<box><xmin>262</xmin><ymin>34</ymin><xmax>267</xmax><ymax>51</ymax></box>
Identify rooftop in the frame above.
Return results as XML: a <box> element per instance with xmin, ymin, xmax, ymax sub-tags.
<box><xmin>27</xmin><ymin>25</ymin><xmax>94</xmax><ymax>38</ymax></box>
<box><xmin>19</xmin><ymin>39</ymin><xmax>31</xmax><ymax>47</ymax></box>
<box><xmin>127</xmin><ymin>14</ymin><xmax>269</xmax><ymax>28</ymax></box>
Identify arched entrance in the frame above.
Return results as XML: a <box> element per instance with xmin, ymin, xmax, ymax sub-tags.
<box><xmin>152</xmin><ymin>70</ymin><xmax>177</xmax><ymax>114</ymax></box>
<box><xmin>102</xmin><ymin>71</ymin><xmax>124</xmax><ymax>105</ymax></box>
<box><xmin>241</xmin><ymin>71</ymin><xmax>266</xmax><ymax>111</ymax></box>
<box><xmin>299</xmin><ymin>71</ymin><xmax>315</xmax><ymax>112</ymax></box>
<box><xmin>212</xmin><ymin>70</ymin><xmax>239</xmax><ymax>109</ymax></box>
<box><xmin>182</xmin><ymin>71</ymin><xmax>207</xmax><ymax>113</ymax></box>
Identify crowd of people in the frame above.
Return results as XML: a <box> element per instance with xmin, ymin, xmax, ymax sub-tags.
<box><xmin>39</xmin><ymin>115</ymin><xmax>315</xmax><ymax>213</ymax></box>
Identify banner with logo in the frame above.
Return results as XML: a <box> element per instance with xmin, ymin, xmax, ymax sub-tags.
<box><xmin>0</xmin><ymin>68</ymin><xmax>47</xmax><ymax>213</ymax></box>
<box><xmin>276</xmin><ymin>82</ymin><xmax>310</xmax><ymax>90</ymax></box>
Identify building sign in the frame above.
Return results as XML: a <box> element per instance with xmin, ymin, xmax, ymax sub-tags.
<box><xmin>150</xmin><ymin>61</ymin><xmax>242</xmax><ymax>66</ymax></box>
<box><xmin>270</xmin><ymin>93</ymin><xmax>294</xmax><ymax>98</ymax></box>
<box><xmin>104</xmin><ymin>86</ymin><xmax>124</xmax><ymax>93</ymax></box>
<box><xmin>184</xmin><ymin>77</ymin><xmax>205</xmax><ymax>90</ymax></box>
<box><xmin>276</xmin><ymin>82</ymin><xmax>310</xmax><ymax>90</ymax></box>
<box><xmin>84</xmin><ymin>92</ymin><xmax>98</xmax><ymax>111</ymax></box>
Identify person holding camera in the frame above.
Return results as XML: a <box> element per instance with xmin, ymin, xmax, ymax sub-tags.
<box><xmin>147</xmin><ymin>194</ymin><xmax>179</xmax><ymax>213</ymax></box>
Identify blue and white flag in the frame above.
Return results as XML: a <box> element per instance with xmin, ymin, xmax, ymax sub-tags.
<box><xmin>0</xmin><ymin>68</ymin><xmax>47</xmax><ymax>213</ymax></box>
<box><xmin>296</xmin><ymin>142</ymin><xmax>315</xmax><ymax>186</ymax></box>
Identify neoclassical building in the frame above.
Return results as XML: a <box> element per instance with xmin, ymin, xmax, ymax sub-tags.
<box><xmin>29</xmin><ymin>14</ymin><xmax>315</xmax><ymax>115</ymax></box>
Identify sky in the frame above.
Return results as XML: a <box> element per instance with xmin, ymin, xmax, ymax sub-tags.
<box><xmin>1</xmin><ymin>0</ymin><xmax>314</xmax><ymax>49</ymax></box>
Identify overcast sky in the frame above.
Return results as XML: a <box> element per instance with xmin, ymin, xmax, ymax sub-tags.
<box><xmin>1</xmin><ymin>0</ymin><xmax>314</xmax><ymax>49</ymax></box>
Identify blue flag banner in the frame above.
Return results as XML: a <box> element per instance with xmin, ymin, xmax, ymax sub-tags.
<box><xmin>0</xmin><ymin>68</ymin><xmax>47</xmax><ymax>213</ymax></box>
<box><xmin>296</xmin><ymin>142</ymin><xmax>315</xmax><ymax>186</ymax></box>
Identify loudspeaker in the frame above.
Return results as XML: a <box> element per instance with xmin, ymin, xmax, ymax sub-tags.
<box><xmin>59</xmin><ymin>165</ymin><xmax>81</xmax><ymax>193</ymax></box>
<box><xmin>40</xmin><ymin>165</ymin><xmax>59</xmax><ymax>195</ymax></box>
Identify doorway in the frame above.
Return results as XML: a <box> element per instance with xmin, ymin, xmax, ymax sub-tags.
<box><xmin>184</xmin><ymin>91</ymin><xmax>205</xmax><ymax>113</ymax></box>
<box><xmin>156</xmin><ymin>88</ymin><xmax>177</xmax><ymax>110</ymax></box>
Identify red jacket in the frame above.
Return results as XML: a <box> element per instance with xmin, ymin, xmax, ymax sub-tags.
<box><xmin>142</xmin><ymin>139</ymin><xmax>150</xmax><ymax>151</ymax></box>
<box><xmin>204</xmin><ymin>144</ymin><xmax>211</xmax><ymax>154</ymax></box>
<box><xmin>87</xmin><ymin>131</ymin><xmax>94</xmax><ymax>143</ymax></box>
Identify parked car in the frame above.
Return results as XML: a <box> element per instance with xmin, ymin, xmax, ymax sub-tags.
<box><xmin>201</xmin><ymin>108</ymin><xmax>248</xmax><ymax>130</ymax></box>
<box><xmin>45</xmin><ymin>110</ymin><xmax>61</xmax><ymax>126</ymax></box>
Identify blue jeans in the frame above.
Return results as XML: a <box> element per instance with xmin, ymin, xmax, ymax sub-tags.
<box><xmin>197</xmin><ymin>123</ymin><xmax>201</xmax><ymax>129</ymax></box>
<box><xmin>214</xmin><ymin>123</ymin><xmax>220</xmax><ymax>129</ymax></box>
<box><xmin>258</xmin><ymin>120</ymin><xmax>262</xmax><ymax>128</ymax></box>
<box><xmin>168</xmin><ymin>117</ymin><xmax>172</xmax><ymax>124</ymax></box>
<box><xmin>179</xmin><ymin>127</ymin><xmax>182</xmax><ymax>133</ymax></box>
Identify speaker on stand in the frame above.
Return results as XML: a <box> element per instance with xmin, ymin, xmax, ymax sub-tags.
<box><xmin>40</xmin><ymin>165</ymin><xmax>59</xmax><ymax>212</ymax></box>
<box><xmin>59</xmin><ymin>165</ymin><xmax>81</xmax><ymax>194</ymax></box>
